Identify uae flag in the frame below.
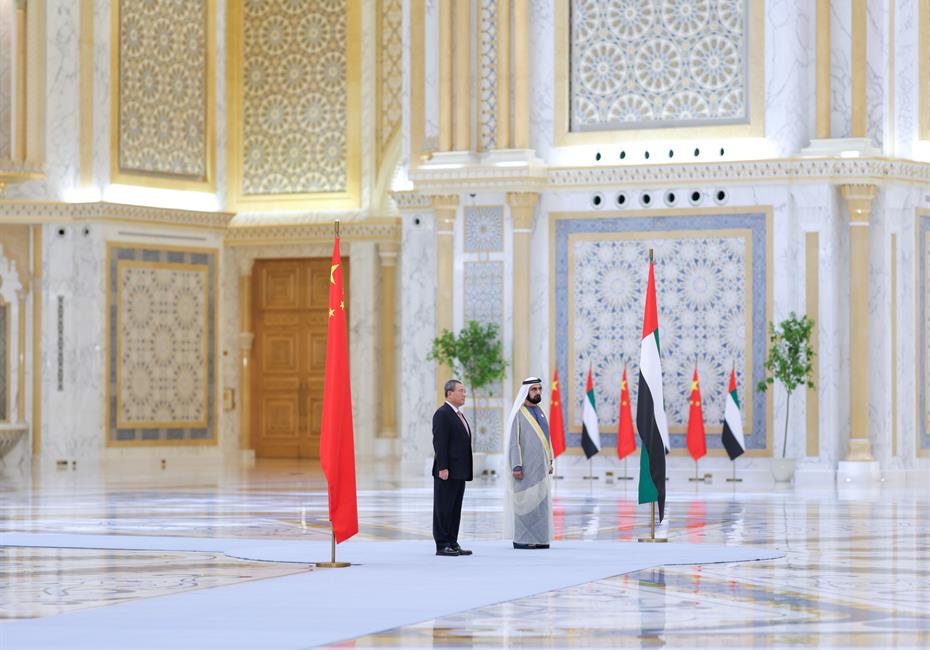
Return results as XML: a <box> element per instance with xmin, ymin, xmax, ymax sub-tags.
<box><xmin>686</xmin><ymin>366</ymin><xmax>707</xmax><ymax>461</ymax></box>
<box><xmin>616</xmin><ymin>366</ymin><xmax>636</xmax><ymax>459</ymax></box>
<box><xmin>637</xmin><ymin>259</ymin><xmax>669</xmax><ymax>522</ymax></box>
<box><xmin>721</xmin><ymin>367</ymin><xmax>746</xmax><ymax>460</ymax></box>
<box><xmin>580</xmin><ymin>367</ymin><xmax>601</xmax><ymax>458</ymax></box>
<box><xmin>549</xmin><ymin>369</ymin><xmax>566</xmax><ymax>458</ymax></box>
<box><xmin>319</xmin><ymin>236</ymin><xmax>359</xmax><ymax>543</ymax></box>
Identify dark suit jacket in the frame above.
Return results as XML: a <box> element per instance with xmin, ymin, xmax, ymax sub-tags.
<box><xmin>432</xmin><ymin>403</ymin><xmax>474</xmax><ymax>481</ymax></box>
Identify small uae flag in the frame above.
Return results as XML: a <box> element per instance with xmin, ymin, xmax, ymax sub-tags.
<box><xmin>616</xmin><ymin>366</ymin><xmax>636</xmax><ymax>459</ymax></box>
<box><xmin>721</xmin><ymin>367</ymin><xmax>746</xmax><ymax>460</ymax></box>
<box><xmin>580</xmin><ymin>366</ymin><xmax>601</xmax><ymax>459</ymax></box>
<box><xmin>686</xmin><ymin>366</ymin><xmax>707</xmax><ymax>461</ymax></box>
<box><xmin>549</xmin><ymin>369</ymin><xmax>566</xmax><ymax>458</ymax></box>
<box><xmin>637</xmin><ymin>256</ymin><xmax>669</xmax><ymax>522</ymax></box>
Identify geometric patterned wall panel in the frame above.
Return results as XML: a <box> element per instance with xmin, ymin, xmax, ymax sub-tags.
<box><xmin>920</xmin><ymin>215</ymin><xmax>930</xmax><ymax>453</ymax></box>
<box><xmin>115</xmin><ymin>0</ymin><xmax>211</xmax><ymax>182</ymax></box>
<box><xmin>464</xmin><ymin>261</ymin><xmax>503</xmax><ymax>326</ymax></box>
<box><xmin>380</xmin><ymin>0</ymin><xmax>403</xmax><ymax>157</ymax></box>
<box><xmin>471</xmin><ymin>406</ymin><xmax>503</xmax><ymax>453</ymax></box>
<box><xmin>464</xmin><ymin>206</ymin><xmax>504</xmax><ymax>252</ymax></box>
<box><xmin>107</xmin><ymin>244</ymin><xmax>217</xmax><ymax>445</ymax></box>
<box><xmin>570</xmin><ymin>0</ymin><xmax>749</xmax><ymax>131</ymax></box>
<box><xmin>553</xmin><ymin>211</ymin><xmax>770</xmax><ymax>455</ymax></box>
<box><xmin>479</xmin><ymin>0</ymin><xmax>498</xmax><ymax>150</ymax></box>
<box><xmin>240</xmin><ymin>0</ymin><xmax>348</xmax><ymax>195</ymax></box>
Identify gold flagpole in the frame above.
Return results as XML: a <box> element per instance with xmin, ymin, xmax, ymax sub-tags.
<box><xmin>317</xmin><ymin>528</ymin><xmax>351</xmax><ymax>568</ymax></box>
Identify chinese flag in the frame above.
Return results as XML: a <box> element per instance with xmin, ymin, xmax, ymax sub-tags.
<box><xmin>686</xmin><ymin>366</ymin><xmax>707</xmax><ymax>461</ymax></box>
<box><xmin>617</xmin><ymin>366</ymin><xmax>636</xmax><ymax>459</ymax></box>
<box><xmin>320</xmin><ymin>236</ymin><xmax>358</xmax><ymax>543</ymax></box>
<box><xmin>549</xmin><ymin>369</ymin><xmax>566</xmax><ymax>458</ymax></box>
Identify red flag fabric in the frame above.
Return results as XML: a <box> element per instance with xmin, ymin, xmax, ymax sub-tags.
<box><xmin>617</xmin><ymin>366</ymin><xmax>636</xmax><ymax>459</ymax></box>
<box><xmin>686</xmin><ymin>366</ymin><xmax>707</xmax><ymax>461</ymax></box>
<box><xmin>319</xmin><ymin>237</ymin><xmax>358</xmax><ymax>543</ymax></box>
<box><xmin>549</xmin><ymin>369</ymin><xmax>566</xmax><ymax>458</ymax></box>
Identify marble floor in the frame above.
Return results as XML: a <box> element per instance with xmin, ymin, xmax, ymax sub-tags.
<box><xmin>1</xmin><ymin>459</ymin><xmax>928</xmax><ymax>648</ymax></box>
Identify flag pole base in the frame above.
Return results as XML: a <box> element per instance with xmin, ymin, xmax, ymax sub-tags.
<box><xmin>616</xmin><ymin>475</ymin><xmax>634</xmax><ymax>481</ymax></box>
<box><xmin>581</xmin><ymin>475</ymin><xmax>599</xmax><ymax>480</ymax></box>
<box><xmin>315</xmin><ymin>561</ymin><xmax>351</xmax><ymax>568</ymax></box>
<box><xmin>725</xmin><ymin>477</ymin><xmax>743</xmax><ymax>482</ymax></box>
<box><xmin>552</xmin><ymin>475</ymin><xmax>565</xmax><ymax>480</ymax></box>
<box><xmin>637</xmin><ymin>537</ymin><xmax>668</xmax><ymax>543</ymax></box>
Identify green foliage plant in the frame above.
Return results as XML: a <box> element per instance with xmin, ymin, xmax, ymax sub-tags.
<box><xmin>429</xmin><ymin>320</ymin><xmax>508</xmax><ymax>422</ymax></box>
<box><xmin>756</xmin><ymin>312</ymin><xmax>816</xmax><ymax>458</ymax></box>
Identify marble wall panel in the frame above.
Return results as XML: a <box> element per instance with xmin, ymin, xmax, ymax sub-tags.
<box><xmin>348</xmin><ymin>241</ymin><xmax>379</xmax><ymax>459</ymax></box>
<box><xmin>764</xmin><ymin>0</ymin><xmax>813</xmax><ymax>156</ymax></box>
<box><xmin>530</xmin><ymin>0</ymin><xmax>555</xmax><ymax>159</ymax></box>
<box><xmin>866</xmin><ymin>0</ymin><xmax>886</xmax><ymax>149</ymax></box>
<box><xmin>919</xmin><ymin>213</ymin><xmax>930</xmax><ymax>455</ymax></box>
<box><xmin>830</xmin><ymin>0</ymin><xmax>852</xmax><ymax>139</ymax></box>
<box><xmin>891</xmin><ymin>0</ymin><xmax>920</xmax><ymax>158</ymax></box>
<box><xmin>422</xmin><ymin>0</ymin><xmax>438</xmax><ymax>146</ymax></box>
<box><xmin>399</xmin><ymin>210</ymin><xmax>437</xmax><ymax>472</ymax></box>
<box><xmin>0</xmin><ymin>0</ymin><xmax>12</xmax><ymax>158</ymax></box>
<box><xmin>381</xmin><ymin>0</ymin><xmax>403</xmax><ymax>156</ymax></box>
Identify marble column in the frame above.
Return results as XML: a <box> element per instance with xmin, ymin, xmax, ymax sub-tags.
<box><xmin>16</xmin><ymin>288</ymin><xmax>25</xmax><ymax>422</ymax></box>
<box><xmin>378</xmin><ymin>241</ymin><xmax>399</xmax><ymax>439</ymax></box>
<box><xmin>507</xmin><ymin>192</ymin><xmax>538</xmax><ymax>385</ymax></box>
<box><xmin>850</xmin><ymin>0</ymin><xmax>867</xmax><ymax>138</ymax></box>
<box><xmin>815</xmin><ymin>0</ymin><xmax>830</xmax><ymax>139</ymax></box>
<box><xmin>841</xmin><ymin>183</ymin><xmax>876</xmax><ymax>461</ymax></box>
<box><xmin>434</xmin><ymin>194</ymin><xmax>458</xmax><ymax>402</ymax></box>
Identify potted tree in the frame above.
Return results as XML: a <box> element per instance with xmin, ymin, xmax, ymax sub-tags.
<box><xmin>429</xmin><ymin>320</ymin><xmax>508</xmax><ymax>428</ymax></box>
<box><xmin>756</xmin><ymin>312</ymin><xmax>816</xmax><ymax>483</ymax></box>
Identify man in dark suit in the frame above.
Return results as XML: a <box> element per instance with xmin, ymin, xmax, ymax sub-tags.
<box><xmin>432</xmin><ymin>379</ymin><xmax>474</xmax><ymax>556</ymax></box>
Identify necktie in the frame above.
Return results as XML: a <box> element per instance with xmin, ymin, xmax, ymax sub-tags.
<box><xmin>456</xmin><ymin>410</ymin><xmax>470</xmax><ymax>437</ymax></box>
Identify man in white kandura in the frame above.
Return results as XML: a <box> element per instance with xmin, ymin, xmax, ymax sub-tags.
<box><xmin>505</xmin><ymin>377</ymin><xmax>554</xmax><ymax>549</ymax></box>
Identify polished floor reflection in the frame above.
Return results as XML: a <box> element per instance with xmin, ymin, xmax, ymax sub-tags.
<box><xmin>1</xmin><ymin>460</ymin><xmax>927</xmax><ymax>648</ymax></box>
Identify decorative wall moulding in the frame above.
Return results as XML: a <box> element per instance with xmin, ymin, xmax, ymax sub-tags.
<box><xmin>0</xmin><ymin>159</ymin><xmax>45</xmax><ymax>193</ymax></box>
<box><xmin>408</xmin><ymin>157</ymin><xmax>930</xmax><ymax>193</ymax></box>
<box><xmin>0</xmin><ymin>201</ymin><xmax>233</xmax><ymax>229</ymax></box>
<box><xmin>224</xmin><ymin>219</ymin><xmax>401</xmax><ymax>246</ymax></box>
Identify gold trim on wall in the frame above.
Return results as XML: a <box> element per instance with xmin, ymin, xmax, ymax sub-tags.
<box><xmin>105</xmin><ymin>242</ymin><xmax>219</xmax><ymax>448</ymax></box>
<box><xmin>851</xmin><ymin>0</ymin><xmax>867</xmax><ymax>138</ymax></box>
<box><xmin>805</xmin><ymin>231</ymin><xmax>820</xmax><ymax>457</ymax></box>
<box><xmin>554</xmin><ymin>0</ymin><xmax>765</xmax><ymax>145</ymax></box>
<box><xmin>816</xmin><ymin>0</ymin><xmax>831</xmax><ymax>139</ymax></box>
<box><xmin>891</xmin><ymin>233</ymin><xmax>897</xmax><ymax>457</ymax></box>
<box><xmin>109</xmin><ymin>0</ymin><xmax>216</xmax><ymax>191</ymax></box>
<box><xmin>548</xmin><ymin>206</ymin><xmax>774</xmax><ymax>457</ymax></box>
<box><xmin>409</xmin><ymin>0</ymin><xmax>425</xmax><ymax>169</ymax></box>
<box><xmin>0</xmin><ymin>303</ymin><xmax>9</xmax><ymax>424</ymax></box>
<box><xmin>919</xmin><ymin>210</ymin><xmax>930</xmax><ymax>458</ymax></box>
<box><xmin>79</xmin><ymin>0</ymin><xmax>93</xmax><ymax>186</ymax></box>
<box><xmin>31</xmin><ymin>225</ymin><xmax>40</xmax><ymax>456</ymax></box>
<box><xmin>225</xmin><ymin>0</ymin><xmax>361</xmax><ymax>211</ymax></box>
<box><xmin>920</xmin><ymin>0</ymin><xmax>929</xmax><ymax>141</ymax></box>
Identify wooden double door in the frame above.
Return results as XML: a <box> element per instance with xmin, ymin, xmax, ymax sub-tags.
<box><xmin>251</xmin><ymin>258</ymin><xmax>348</xmax><ymax>459</ymax></box>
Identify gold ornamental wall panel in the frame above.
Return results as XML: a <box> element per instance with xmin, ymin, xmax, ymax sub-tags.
<box><xmin>107</xmin><ymin>244</ymin><xmax>218</xmax><ymax>446</ymax></box>
<box><xmin>111</xmin><ymin>0</ymin><xmax>215</xmax><ymax>190</ymax></box>
<box><xmin>227</xmin><ymin>0</ymin><xmax>361</xmax><ymax>211</ymax></box>
<box><xmin>379</xmin><ymin>0</ymin><xmax>403</xmax><ymax>162</ymax></box>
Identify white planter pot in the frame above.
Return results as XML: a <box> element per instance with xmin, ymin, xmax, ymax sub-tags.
<box><xmin>771</xmin><ymin>458</ymin><xmax>796</xmax><ymax>483</ymax></box>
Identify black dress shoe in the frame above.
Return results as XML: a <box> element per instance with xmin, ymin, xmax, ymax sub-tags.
<box><xmin>436</xmin><ymin>545</ymin><xmax>460</xmax><ymax>556</ymax></box>
<box><xmin>451</xmin><ymin>544</ymin><xmax>472</xmax><ymax>556</ymax></box>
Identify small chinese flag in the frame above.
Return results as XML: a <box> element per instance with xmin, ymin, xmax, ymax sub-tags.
<box><xmin>686</xmin><ymin>365</ymin><xmax>707</xmax><ymax>462</ymax></box>
<box><xmin>320</xmin><ymin>236</ymin><xmax>358</xmax><ymax>543</ymax></box>
<box><xmin>617</xmin><ymin>366</ymin><xmax>636</xmax><ymax>459</ymax></box>
<box><xmin>549</xmin><ymin>369</ymin><xmax>566</xmax><ymax>458</ymax></box>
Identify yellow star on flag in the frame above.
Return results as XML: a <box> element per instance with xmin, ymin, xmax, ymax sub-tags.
<box><xmin>328</xmin><ymin>308</ymin><xmax>335</xmax><ymax>317</ymax></box>
<box><xmin>339</xmin><ymin>300</ymin><xmax>345</xmax><ymax>310</ymax></box>
<box><xmin>329</xmin><ymin>263</ymin><xmax>339</xmax><ymax>284</ymax></box>
<box><xmin>552</xmin><ymin>379</ymin><xmax>558</xmax><ymax>390</ymax></box>
<box><xmin>691</xmin><ymin>379</ymin><xmax>699</xmax><ymax>391</ymax></box>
